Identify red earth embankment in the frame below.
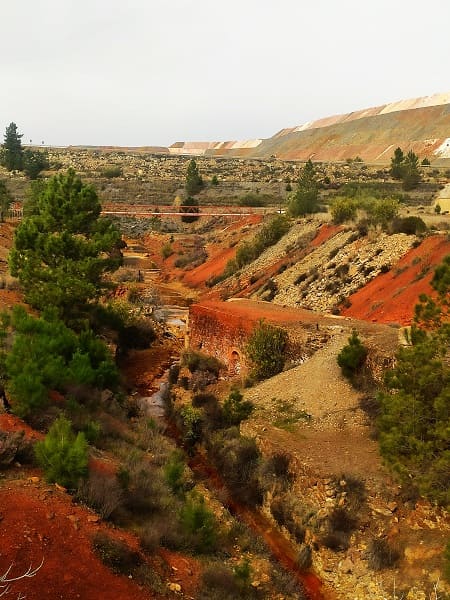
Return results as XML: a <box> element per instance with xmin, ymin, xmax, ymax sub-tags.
<box><xmin>0</xmin><ymin>482</ymin><xmax>157</xmax><ymax>600</ymax></box>
<box><xmin>341</xmin><ymin>234</ymin><xmax>450</xmax><ymax>325</ymax></box>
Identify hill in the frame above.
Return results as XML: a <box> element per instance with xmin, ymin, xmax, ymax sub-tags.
<box><xmin>171</xmin><ymin>92</ymin><xmax>450</xmax><ymax>164</ymax></box>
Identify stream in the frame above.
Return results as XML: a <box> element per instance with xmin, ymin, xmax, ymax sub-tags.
<box><xmin>123</xmin><ymin>242</ymin><xmax>330</xmax><ymax>600</ymax></box>
<box><xmin>140</xmin><ymin>368</ymin><xmax>328</xmax><ymax>600</ymax></box>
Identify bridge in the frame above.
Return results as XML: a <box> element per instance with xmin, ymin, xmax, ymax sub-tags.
<box><xmin>6</xmin><ymin>204</ymin><xmax>277</xmax><ymax>221</ymax></box>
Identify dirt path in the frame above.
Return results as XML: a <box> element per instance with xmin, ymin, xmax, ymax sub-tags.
<box><xmin>242</xmin><ymin>333</ymin><xmax>385</xmax><ymax>482</ymax></box>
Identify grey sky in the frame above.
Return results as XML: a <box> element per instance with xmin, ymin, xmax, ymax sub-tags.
<box><xmin>1</xmin><ymin>0</ymin><xmax>449</xmax><ymax>147</ymax></box>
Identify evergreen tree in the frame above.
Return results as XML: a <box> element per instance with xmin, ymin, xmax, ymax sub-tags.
<box><xmin>1</xmin><ymin>122</ymin><xmax>23</xmax><ymax>171</ymax></box>
<box><xmin>35</xmin><ymin>416</ymin><xmax>89</xmax><ymax>488</ymax></box>
<box><xmin>378</xmin><ymin>256</ymin><xmax>450</xmax><ymax>506</ymax></box>
<box><xmin>185</xmin><ymin>158</ymin><xmax>203</xmax><ymax>195</ymax></box>
<box><xmin>402</xmin><ymin>150</ymin><xmax>421</xmax><ymax>191</ymax></box>
<box><xmin>3</xmin><ymin>306</ymin><xmax>118</xmax><ymax>416</ymax></box>
<box><xmin>288</xmin><ymin>159</ymin><xmax>320</xmax><ymax>216</ymax></box>
<box><xmin>23</xmin><ymin>148</ymin><xmax>49</xmax><ymax>179</ymax></box>
<box><xmin>390</xmin><ymin>147</ymin><xmax>405</xmax><ymax>179</ymax></box>
<box><xmin>180</xmin><ymin>195</ymin><xmax>200</xmax><ymax>223</ymax></box>
<box><xmin>9</xmin><ymin>169</ymin><xmax>123</xmax><ymax>322</ymax></box>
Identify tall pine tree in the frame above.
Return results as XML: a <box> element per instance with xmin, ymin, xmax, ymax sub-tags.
<box><xmin>1</xmin><ymin>122</ymin><xmax>24</xmax><ymax>171</ymax></box>
<box><xmin>9</xmin><ymin>169</ymin><xmax>123</xmax><ymax>322</ymax></box>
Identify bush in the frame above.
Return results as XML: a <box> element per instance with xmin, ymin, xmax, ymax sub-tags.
<box><xmin>330</xmin><ymin>197</ymin><xmax>357</xmax><ymax>224</ymax></box>
<box><xmin>164</xmin><ymin>451</ymin><xmax>186</xmax><ymax>495</ymax></box>
<box><xmin>92</xmin><ymin>531</ymin><xmax>142</xmax><ymax>574</ymax></box>
<box><xmin>180</xmin><ymin>492</ymin><xmax>218</xmax><ymax>553</ymax></box>
<box><xmin>245</xmin><ymin>320</ymin><xmax>288</xmax><ymax>380</ymax></box>
<box><xmin>366</xmin><ymin>538</ymin><xmax>400</xmax><ymax>570</ymax></box>
<box><xmin>76</xmin><ymin>471</ymin><xmax>123</xmax><ymax>519</ymax></box>
<box><xmin>297</xmin><ymin>544</ymin><xmax>312</xmax><ymax>570</ymax></box>
<box><xmin>101</xmin><ymin>166</ymin><xmax>122</xmax><ymax>178</ymax></box>
<box><xmin>337</xmin><ymin>330</ymin><xmax>368</xmax><ymax>379</ymax></box>
<box><xmin>35</xmin><ymin>416</ymin><xmax>88</xmax><ymax>489</ymax></box>
<box><xmin>201</xmin><ymin>564</ymin><xmax>241</xmax><ymax>599</ymax></box>
<box><xmin>222</xmin><ymin>389</ymin><xmax>253</xmax><ymax>426</ymax></box>
<box><xmin>182</xmin><ymin>351</ymin><xmax>223</xmax><ymax>377</ymax></box>
<box><xmin>392</xmin><ymin>216</ymin><xmax>427</xmax><ymax>235</ymax></box>
<box><xmin>161</xmin><ymin>242</ymin><xmax>173</xmax><ymax>259</ymax></box>
<box><xmin>208</xmin><ymin>429</ymin><xmax>263</xmax><ymax>507</ymax></box>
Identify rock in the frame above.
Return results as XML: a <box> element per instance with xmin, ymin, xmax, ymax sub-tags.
<box><xmin>339</xmin><ymin>557</ymin><xmax>353</xmax><ymax>573</ymax></box>
<box><xmin>87</xmin><ymin>515</ymin><xmax>100</xmax><ymax>523</ymax></box>
<box><xmin>167</xmin><ymin>582</ymin><xmax>181</xmax><ymax>593</ymax></box>
<box><xmin>29</xmin><ymin>476</ymin><xmax>40</xmax><ymax>484</ymax></box>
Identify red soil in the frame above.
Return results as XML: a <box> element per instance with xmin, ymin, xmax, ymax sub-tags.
<box><xmin>310</xmin><ymin>223</ymin><xmax>343</xmax><ymax>247</ymax></box>
<box><xmin>0</xmin><ymin>413</ymin><xmax>43</xmax><ymax>441</ymax></box>
<box><xmin>182</xmin><ymin>244</ymin><xmax>235</xmax><ymax>287</ymax></box>
<box><xmin>341</xmin><ymin>235</ymin><xmax>450</xmax><ymax>325</ymax></box>
<box><xmin>0</xmin><ymin>481</ymin><xmax>156</xmax><ymax>600</ymax></box>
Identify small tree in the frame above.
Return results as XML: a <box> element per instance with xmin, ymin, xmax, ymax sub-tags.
<box><xmin>390</xmin><ymin>147</ymin><xmax>405</xmax><ymax>180</ymax></box>
<box><xmin>288</xmin><ymin>159</ymin><xmax>320</xmax><ymax>217</ymax></box>
<box><xmin>337</xmin><ymin>330</ymin><xmax>368</xmax><ymax>379</ymax></box>
<box><xmin>23</xmin><ymin>148</ymin><xmax>49</xmax><ymax>179</ymax></box>
<box><xmin>378</xmin><ymin>255</ymin><xmax>450</xmax><ymax>506</ymax></box>
<box><xmin>402</xmin><ymin>150</ymin><xmax>421</xmax><ymax>190</ymax></box>
<box><xmin>245</xmin><ymin>320</ymin><xmax>288</xmax><ymax>380</ymax></box>
<box><xmin>185</xmin><ymin>158</ymin><xmax>203</xmax><ymax>196</ymax></box>
<box><xmin>35</xmin><ymin>416</ymin><xmax>89</xmax><ymax>488</ymax></box>
<box><xmin>1</xmin><ymin>122</ymin><xmax>23</xmax><ymax>171</ymax></box>
<box><xmin>222</xmin><ymin>388</ymin><xmax>253</xmax><ymax>426</ymax></box>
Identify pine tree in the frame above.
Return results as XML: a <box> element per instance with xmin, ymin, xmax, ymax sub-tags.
<box><xmin>9</xmin><ymin>169</ymin><xmax>123</xmax><ymax>322</ymax></box>
<box><xmin>288</xmin><ymin>159</ymin><xmax>320</xmax><ymax>216</ymax></box>
<box><xmin>1</xmin><ymin>122</ymin><xmax>24</xmax><ymax>171</ymax></box>
<box><xmin>390</xmin><ymin>147</ymin><xmax>405</xmax><ymax>179</ymax></box>
<box><xmin>185</xmin><ymin>158</ymin><xmax>203</xmax><ymax>195</ymax></box>
<box><xmin>378</xmin><ymin>255</ymin><xmax>450</xmax><ymax>506</ymax></box>
<box><xmin>35</xmin><ymin>416</ymin><xmax>88</xmax><ymax>488</ymax></box>
<box><xmin>180</xmin><ymin>195</ymin><xmax>200</xmax><ymax>223</ymax></box>
<box><xmin>402</xmin><ymin>150</ymin><xmax>421</xmax><ymax>191</ymax></box>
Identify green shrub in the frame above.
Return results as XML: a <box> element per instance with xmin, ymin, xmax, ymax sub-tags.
<box><xmin>182</xmin><ymin>350</ymin><xmax>222</xmax><ymax>376</ymax></box>
<box><xmin>337</xmin><ymin>330</ymin><xmax>368</xmax><ymax>379</ymax></box>
<box><xmin>101</xmin><ymin>166</ymin><xmax>122</xmax><ymax>178</ymax></box>
<box><xmin>222</xmin><ymin>388</ymin><xmax>253</xmax><ymax>426</ymax></box>
<box><xmin>245</xmin><ymin>320</ymin><xmax>288</xmax><ymax>380</ymax></box>
<box><xmin>180</xmin><ymin>492</ymin><xmax>218</xmax><ymax>553</ymax></box>
<box><xmin>35</xmin><ymin>416</ymin><xmax>88</xmax><ymax>488</ymax></box>
<box><xmin>164</xmin><ymin>451</ymin><xmax>186</xmax><ymax>495</ymax></box>
<box><xmin>161</xmin><ymin>242</ymin><xmax>173</xmax><ymax>259</ymax></box>
<box><xmin>330</xmin><ymin>197</ymin><xmax>357</xmax><ymax>224</ymax></box>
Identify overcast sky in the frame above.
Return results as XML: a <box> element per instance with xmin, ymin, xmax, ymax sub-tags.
<box><xmin>1</xmin><ymin>0</ymin><xmax>449</xmax><ymax>147</ymax></box>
